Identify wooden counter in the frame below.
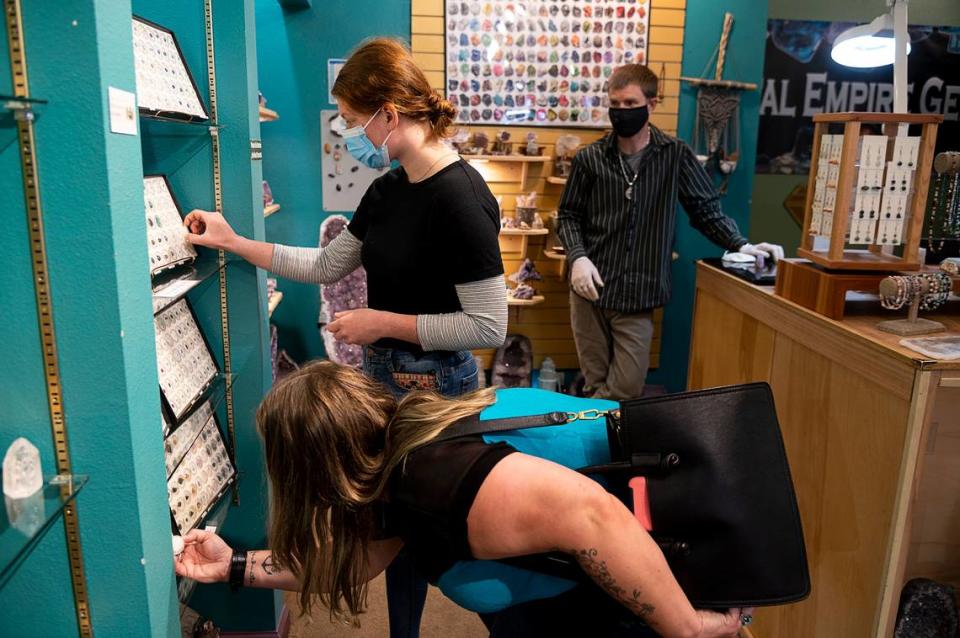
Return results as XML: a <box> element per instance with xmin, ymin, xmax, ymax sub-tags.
<box><xmin>688</xmin><ymin>261</ymin><xmax>960</xmax><ymax>638</ymax></box>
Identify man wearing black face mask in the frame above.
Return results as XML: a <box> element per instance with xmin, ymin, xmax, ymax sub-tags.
<box><xmin>557</xmin><ymin>65</ymin><xmax>783</xmax><ymax>400</ymax></box>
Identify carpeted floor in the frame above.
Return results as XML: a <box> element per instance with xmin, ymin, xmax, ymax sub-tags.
<box><xmin>285</xmin><ymin>574</ymin><xmax>487</xmax><ymax>638</ymax></box>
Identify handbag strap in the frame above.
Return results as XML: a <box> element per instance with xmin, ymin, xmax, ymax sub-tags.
<box><xmin>431</xmin><ymin>407</ymin><xmax>615</xmax><ymax>444</ymax></box>
<box><xmin>430</xmin><ymin>410</ymin><xmax>570</xmax><ymax>444</ymax></box>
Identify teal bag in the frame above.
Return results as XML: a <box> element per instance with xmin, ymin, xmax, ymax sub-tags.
<box><xmin>435</xmin><ymin>388</ymin><xmax>617</xmax><ymax>613</ymax></box>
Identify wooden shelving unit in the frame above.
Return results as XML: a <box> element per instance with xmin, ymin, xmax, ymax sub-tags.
<box><xmin>465</xmin><ymin>154</ymin><xmax>552</xmax><ymax>162</ymax></box>
<box><xmin>465</xmin><ymin>154</ymin><xmax>553</xmax><ymax>187</ymax></box>
<box><xmin>506</xmin><ymin>294</ymin><xmax>545</xmax><ymax>306</ymax></box>
<box><xmin>499</xmin><ymin>227</ymin><xmax>549</xmax><ymax>236</ymax></box>
<box><xmin>543</xmin><ymin>249</ymin><xmax>565</xmax><ymax>260</ymax></box>
<box><xmin>258</xmin><ymin>105</ymin><xmax>279</xmax><ymax>122</ymax></box>
<box><xmin>267</xmin><ymin>291</ymin><xmax>283</xmax><ymax>317</ymax></box>
<box><xmin>263</xmin><ymin>203</ymin><xmax>281</xmax><ymax>217</ymax></box>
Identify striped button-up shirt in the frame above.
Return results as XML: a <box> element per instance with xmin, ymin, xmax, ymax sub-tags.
<box><xmin>557</xmin><ymin>127</ymin><xmax>747</xmax><ymax>313</ymax></box>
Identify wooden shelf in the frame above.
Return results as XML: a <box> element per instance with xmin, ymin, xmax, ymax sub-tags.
<box><xmin>267</xmin><ymin>291</ymin><xmax>283</xmax><ymax>317</ymax></box>
<box><xmin>500</xmin><ymin>227</ymin><xmax>549</xmax><ymax>236</ymax></box>
<box><xmin>264</xmin><ymin>203</ymin><xmax>281</xmax><ymax>217</ymax></box>
<box><xmin>258</xmin><ymin>106</ymin><xmax>279</xmax><ymax>122</ymax></box>
<box><xmin>546</xmin><ymin>176</ymin><xmax>567</xmax><ymax>185</ymax></box>
<box><xmin>464</xmin><ymin>154</ymin><xmax>552</xmax><ymax>162</ymax></box>
<box><xmin>543</xmin><ymin>249</ymin><xmax>566</xmax><ymax>260</ymax></box>
<box><xmin>506</xmin><ymin>294</ymin><xmax>545</xmax><ymax>306</ymax></box>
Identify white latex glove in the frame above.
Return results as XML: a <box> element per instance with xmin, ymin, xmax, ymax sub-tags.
<box><xmin>738</xmin><ymin>242</ymin><xmax>784</xmax><ymax>263</ymax></box>
<box><xmin>570</xmin><ymin>256</ymin><xmax>604</xmax><ymax>301</ymax></box>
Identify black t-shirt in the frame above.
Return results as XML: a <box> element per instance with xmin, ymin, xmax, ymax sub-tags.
<box><xmin>386</xmin><ymin>435</ymin><xmax>516</xmax><ymax>583</ymax></box>
<box><xmin>347</xmin><ymin>159</ymin><xmax>504</xmax><ymax>350</ymax></box>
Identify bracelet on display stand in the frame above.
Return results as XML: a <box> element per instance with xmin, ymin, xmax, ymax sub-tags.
<box><xmin>229</xmin><ymin>548</ymin><xmax>247</xmax><ymax>591</ymax></box>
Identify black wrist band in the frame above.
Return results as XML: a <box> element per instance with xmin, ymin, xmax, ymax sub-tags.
<box><xmin>229</xmin><ymin>548</ymin><xmax>247</xmax><ymax>591</ymax></box>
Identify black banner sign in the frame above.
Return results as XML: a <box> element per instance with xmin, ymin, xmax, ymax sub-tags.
<box><xmin>756</xmin><ymin>20</ymin><xmax>960</xmax><ymax>174</ymax></box>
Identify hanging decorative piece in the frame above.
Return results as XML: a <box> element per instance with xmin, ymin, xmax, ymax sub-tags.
<box><xmin>680</xmin><ymin>13</ymin><xmax>757</xmax><ymax>194</ymax></box>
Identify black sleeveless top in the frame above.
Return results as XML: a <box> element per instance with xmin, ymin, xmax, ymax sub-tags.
<box><xmin>385</xmin><ymin>436</ymin><xmax>516</xmax><ymax>582</ymax></box>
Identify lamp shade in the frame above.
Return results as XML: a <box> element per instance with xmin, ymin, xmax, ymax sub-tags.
<box><xmin>830</xmin><ymin>13</ymin><xmax>910</xmax><ymax>68</ymax></box>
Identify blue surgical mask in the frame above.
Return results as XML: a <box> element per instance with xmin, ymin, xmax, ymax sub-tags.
<box><xmin>340</xmin><ymin>108</ymin><xmax>394</xmax><ymax>169</ymax></box>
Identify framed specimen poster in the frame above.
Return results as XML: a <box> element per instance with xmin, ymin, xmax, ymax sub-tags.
<box><xmin>444</xmin><ymin>0</ymin><xmax>650</xmax><ymax>128</ymax></box>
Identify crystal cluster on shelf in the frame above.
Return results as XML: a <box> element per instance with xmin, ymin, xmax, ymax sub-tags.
<box><xmin>143</xmin><ymin>176</ymin><xmax>197</xmax><ymax>275</ymax></box>
<box><xmin>318</xmin><ymin>215</ymin><xmax>368</xmax><ymax>367</ymax></box>
<box><xmin>508</xmin><ymin>258</ymin><xmax>542</xmax><ymax>300</ymax></box>
<box><xmin>132</xmin><ymin>17</ymin><xmax>208</xmax><ymax>119</ymax></box>
<box><xmin>154</xmin><ymin>299</ymin><xmax>218</xmax><ymax>420</ymax></box>
<box><xmin>3</xmin><ymin>437</ymin><xmax>43</xmax><ymax>499</ymax></box>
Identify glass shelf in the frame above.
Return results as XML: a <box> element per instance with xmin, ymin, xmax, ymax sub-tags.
<box><xmin>1</xmin><ymin>94</ymin><xmax>47</xmax><ymax>121</ymax></box>
<box><xmin>139</xmin><ymin>110</ymin><xmax>220</xmax><ymax>129</ymax></box>
<box><xmin>0</xmin><ymin>474</ymin><xmax>88</xmax><ymax>587</ymax></box>
<box><xmin>152</xmin><ymin>258</ymin><xmax>237</xmax><ymax>316</ymax></box>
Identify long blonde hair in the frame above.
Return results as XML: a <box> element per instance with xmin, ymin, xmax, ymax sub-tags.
<box><xmin>256</xmin><ymin>360</ymin><xmax>494</xmax><ymax>623</ymax></box>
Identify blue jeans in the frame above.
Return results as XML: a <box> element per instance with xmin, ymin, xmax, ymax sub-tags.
<box><xmin>363</xmin><ymin>345</ymin><xmax>479</xmax><ymax>638</ymax></box>
<box><xmin>363</xmin><ymin>345</ymin><xmax>480</xmax><ymax>399</ymax></box>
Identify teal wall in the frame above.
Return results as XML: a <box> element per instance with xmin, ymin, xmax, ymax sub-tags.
<box><xmin>1</xmin><ymin>0</ymin><xmax>177</xmax><ymax>635</ymax></box>
<box><xmin>751</xmin><ymin>0</ymin><xmax>960</xmax><ymax>253</ymax></box>
<box><xmin>648</xmin><ymin>0</ymin><xmax>769</xmax><ymax>392</ymax></box>
<box><xmin>256</xmin><ymin>0</ymin><xmax>411</xmax><ymax>362</ymax></box>
<box><xmin>1</xmin><ymin>0</ymin><xmax>273</xmax><ymax>635</ymax></box>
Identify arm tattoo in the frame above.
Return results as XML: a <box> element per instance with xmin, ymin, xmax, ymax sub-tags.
<box><xmin>571</xmin><ymin>548</ymin><xmax>656</xmax><ymax>621</ymax></box>
<box><xmin>246</xmin><ymin>551</ymin><xmax>256</xmax><ymax>586</ymax></box>
<box><xmin>261</xmin><ymin>554</ymin><xmax>280</xmax><ymax>576</ymax></box>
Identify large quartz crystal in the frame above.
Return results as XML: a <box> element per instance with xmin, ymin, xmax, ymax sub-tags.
<box><xmin>3</xmin><ymin>437</ymin><xmax>43</xmax><ymax>499</ymax></box>
<box><xmin>6</xmin><ymin>490</ymin><xmax>43</xmax><ymax>536</ymax></box>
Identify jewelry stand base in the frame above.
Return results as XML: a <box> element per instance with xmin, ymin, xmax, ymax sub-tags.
<box><xmin>774</xmin><ymin>259</ymin><xmax>891</xmax><ymax>320</ymax></box>
<box><xmin>876</xmin><ymin>318</ymin><xmax>946</xmax><ymax>336</ymax></box>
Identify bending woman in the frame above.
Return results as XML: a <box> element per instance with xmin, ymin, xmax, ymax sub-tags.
<box><xmin>175</xmin><ymin>361</ymin><xmax>750</xmax><ymax>638</ymax></box>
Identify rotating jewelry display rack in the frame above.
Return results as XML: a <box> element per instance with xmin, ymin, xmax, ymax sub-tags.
<box><xmin>798</xmin><ymin>112</ymin><xmax>942</xmax><ymax>271</ymax></box>
<box><xmin>877</xmin><ymin>272</ymin><xmax>954</xmax><ymax>335</ymax></box>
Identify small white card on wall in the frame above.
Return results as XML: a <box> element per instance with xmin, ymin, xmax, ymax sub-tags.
<box><xmin>327</xmin><ymin>58</ymin><xmax>346</xmax><ymax>105</ymax></box>
<box><xmin>108</xmin><ymin>87</ymin><xmax>138</xmax><ymax>136</ymax></box>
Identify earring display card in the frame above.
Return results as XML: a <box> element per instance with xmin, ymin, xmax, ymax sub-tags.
<box><xmin>892</xmin><ymin>135</ymin><xmax>921</xmax><ymax>170</ymax></box>
<box><xmin>132</xmin><ymin>17</ymin><xmax>209</xmax><ymax>120</ymax></box>
<box><xmin>164</xmin><ymin>400</ymin><xmax>214</xmax><ymax>477</ymax></box>
<box><xmin>810</xmin><ymin>134</ymin><xmax>841</xmax><ymax>236</ymax></box>
<box><xmin>154</xmin><ymin>299</ymin><xmax>218</xmax><ymax>421</ymax></box>
<box><xmin>144</xmin><ymin>175</ymin><xmax>197</xmax><ymax>276</ymax></box>
<box><xmin>858</xmin><ymin>135</ymin><xmax>887</xmax><ymax>170</ymax></box>
<box><xmin>444</xmin><ymin>0</ymin><xmax>650</xmax><ymax>128</ymax></box>
<box><xmin>167</xmin><ymin>417</ymin><xmax>235</xmax><ymax>533</ymax></box>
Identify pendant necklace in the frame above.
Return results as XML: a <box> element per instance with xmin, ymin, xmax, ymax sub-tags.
<box><xmin>619</xmin><ymin>154</ymin><xmax>639</xmax><ymax>201</ymax></box>
<box><xmin>618</xmin><ymin>130</ymin><xmax>649</xmax><ymax>200</ymax></box>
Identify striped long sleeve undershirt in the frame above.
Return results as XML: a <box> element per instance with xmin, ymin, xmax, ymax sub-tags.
<box><xmin>557</xmin><ymin>126</ymin><xmax>747</xmax><ymax>313</ymax></box>
<box><xmin>270</xmin><ymin>233</ymin><xmax>507</xmax><ymax>351</ymax></box>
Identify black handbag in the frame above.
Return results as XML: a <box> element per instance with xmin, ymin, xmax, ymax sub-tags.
<box><xmin>437</xmin><ymin>382</ymin><xmax>810</xmax><ymax>608</ymax></box>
